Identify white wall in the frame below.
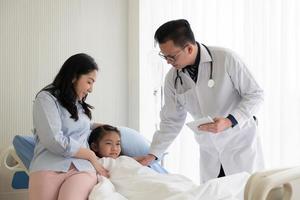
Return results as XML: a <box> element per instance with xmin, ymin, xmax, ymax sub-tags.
<box><xmin>0</xmin><ymin>0</ymin><xmax>129</xmax><ymax>198</ymax></box>
<box><xmin>128</xmin><ymin>0</ymin><xmax>140</xmax><ymax>131</ymax></box>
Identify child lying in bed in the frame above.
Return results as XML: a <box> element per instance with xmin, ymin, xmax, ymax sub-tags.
<box><xmin>88</xmin><ymin>125</ymin><xmax>249</xmax><ymax>200</ymax></box>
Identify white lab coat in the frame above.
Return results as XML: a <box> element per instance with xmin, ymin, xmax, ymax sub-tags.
<box><xmin>149</xmin><ymin>44</ymin><xmax>264</xmax><ymax>183</ymax></box>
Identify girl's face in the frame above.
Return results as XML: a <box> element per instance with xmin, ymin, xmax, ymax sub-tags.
<box><xmin>73</xmin><ymin>70</ymin><xmax>97</xmax><ymax>101</ymax></box>
<box><xmin>96</xmin><ymin>132</ymin><xmax>121</xmax><ymax>159</ymax></box>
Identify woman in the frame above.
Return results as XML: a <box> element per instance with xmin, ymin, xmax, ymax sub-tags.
<box><xmin>29</xmin><ymin>53</ymin><xmax>108</xmax><ymax>200</ymax></box>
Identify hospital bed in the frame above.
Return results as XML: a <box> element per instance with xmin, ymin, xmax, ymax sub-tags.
<box><xmin>1</xmin><ymin>127</ymin><xmax>300</xmax><ymax>200</ymax></box>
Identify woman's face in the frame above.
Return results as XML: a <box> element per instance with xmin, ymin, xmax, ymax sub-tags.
<box><xmin>97</xmin><ymin>132</ymin><xmax>121</xmax><ymax>159</ymax></box>
<box><xmin>73</xmin><ymin>70</ymin><xmax>97</xmax><ymax>101</ymax></box>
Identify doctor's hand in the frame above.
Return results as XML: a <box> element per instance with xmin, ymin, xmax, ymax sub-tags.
<box><xmin>198</xmin><ymin>117</ymin><xmax>232</xmax><ymax>133</ymax></box>
<box><xmin>134</xmin><ymin>154</ymin><xmax>156</xmax><ymax>166</ymax></box>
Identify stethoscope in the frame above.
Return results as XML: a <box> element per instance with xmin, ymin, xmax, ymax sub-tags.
<box><xmin>174</xmin><ymin>44</ymin><xmax>215</xmax><ymax>89</ymax></box>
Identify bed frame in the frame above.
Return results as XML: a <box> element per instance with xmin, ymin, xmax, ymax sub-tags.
<box><xmin>1</xmin><ymin>146</ymin><xmax>27</xmax><ymax>174</ymax></box>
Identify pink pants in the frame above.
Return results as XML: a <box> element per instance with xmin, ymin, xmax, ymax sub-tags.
<box><xmin>29</xmin><ymin>166</ymin><xmax>97</xmax><ymax>200</ymax></box>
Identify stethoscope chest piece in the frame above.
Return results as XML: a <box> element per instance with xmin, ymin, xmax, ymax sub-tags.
<box><xmin>207</xmin><ymin>79</ymin><xmax>215</xmax><ymax>88</ymax></box>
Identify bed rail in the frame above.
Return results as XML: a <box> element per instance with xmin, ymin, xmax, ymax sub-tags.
<box><xmin>244</xmin><ymin>166</ymin><xmax>300</xmax><ymax>200</ymax></box>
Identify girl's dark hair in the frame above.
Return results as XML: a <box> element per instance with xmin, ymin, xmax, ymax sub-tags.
<box><xmin>40</xmin><ymin>53</ymin><xmax>98</xmax><ymax>121</ymax></box>
<box><xmin>88</xmin><ymin>125</ymin><xmax>121</xmax><ymax>157</ymax></box>
<box><xmin>154</xmin><ymin>19</ymin><xmax>196</xmax><ymax>48</ymax></box>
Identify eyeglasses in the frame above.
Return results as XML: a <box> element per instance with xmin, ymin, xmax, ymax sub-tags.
<box><xmin>158</xmin><ymin>45</ymin><xmax>188</xmax><ymax>63</ymax></box>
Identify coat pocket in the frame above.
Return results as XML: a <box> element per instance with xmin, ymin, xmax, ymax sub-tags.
<box><xmin>176</xmin><ymin>87</ymin><xmax>200</xmax><ymax>116</ymax></box>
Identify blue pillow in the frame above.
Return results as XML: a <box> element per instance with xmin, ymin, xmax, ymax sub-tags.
<box><xmin>118</xmin><ymin>127</ymin><xmax>168</xmax><ymax>174</ymax></box>
<box><xmin>119</xmin><ymin>126</ymin><xmax>151</xmax><ymax>157</ymax></box>
<box><xmin>13</xmin><ymin>127</ymin><xmax>167</xmax><ymax>174</ymax></box>
<box><xmin>13</xmin><ymin>135</ymin><xmax>35</xmax><ymax>170</ymax></box>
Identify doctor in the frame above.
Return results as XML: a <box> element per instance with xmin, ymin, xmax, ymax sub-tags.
<box><xmin>136</xmin><ymin>19</ymin><xmax>265</xmax><ymax>183</ymax></box>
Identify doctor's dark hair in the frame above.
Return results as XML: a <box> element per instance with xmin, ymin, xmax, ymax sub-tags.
<box><xmin>40</xmin><ymin>53</ymin><xmax>98</xmax><ymax>121</ymax></box>
<box><xmin>88</xmin><ymin>125</ymin><xmax>122</xmax><ymax>157</ymax></box>
<box><xmin>154</xmin><ymin>19</ymin><xmax>196</xmax><ymax>48</ymax></box>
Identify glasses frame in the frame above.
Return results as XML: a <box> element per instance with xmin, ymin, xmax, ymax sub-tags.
<box><xmin>158</xmin><ymin>45</ymin><xmax>188</xmax><ymax>63</ymax></box>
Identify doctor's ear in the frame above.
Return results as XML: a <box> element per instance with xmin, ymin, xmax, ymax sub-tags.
<box><xmin>186</xmin><ymin>44</ymin><xmax>194</xmax><ymax>54</ymax></box>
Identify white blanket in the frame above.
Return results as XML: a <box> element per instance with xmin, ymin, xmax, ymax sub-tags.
<box><xmin>89</xmin><ymin>156</ymin><xmax>249</xmax><ymax>200</ymax></box>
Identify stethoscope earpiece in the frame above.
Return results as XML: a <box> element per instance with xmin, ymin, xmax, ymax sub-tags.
<box><xmin>207</xmin><ymin>79</ymin><xmax>215</xmax><ymax>88</ymax></box>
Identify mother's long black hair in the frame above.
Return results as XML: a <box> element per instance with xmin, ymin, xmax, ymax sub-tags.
<box><xmin>40</xmin><ymin>53</ymin><xmax>98</xmax><ymax>121</ymax></box>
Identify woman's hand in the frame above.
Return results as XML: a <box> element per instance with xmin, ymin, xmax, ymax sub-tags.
<box><xmin>74</xmin><ymin>147</ymin><xmax>109</xmax><ymax>177</ymax></box>
<box><xmin>90</xmin><ymin>159</ymin><xmax>109</xmax><ymax>178</ymax></box>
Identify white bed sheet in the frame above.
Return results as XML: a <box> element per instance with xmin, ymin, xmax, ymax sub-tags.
<box><xmin>89</xmin><ymin>156</ymin><xmax>249</xmax><ymax>200</ymax></box>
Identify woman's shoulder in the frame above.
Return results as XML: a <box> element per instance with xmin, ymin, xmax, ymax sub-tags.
<box><xmin>34</xmin><ymin>90</ymin><xmax>60</xmax><ymax>108</ymax></box>
<box><xmin>36</xmin><ymin>90</ymin><xmax>57</xmax><ymax>101</ymax></box>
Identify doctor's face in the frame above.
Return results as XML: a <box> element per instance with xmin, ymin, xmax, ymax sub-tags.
<box><xmin>159</xmin><ymin>40</ymin><xmax>190</xmax><ymax>69</ymax></box>
<box><xmin>73</xmin><ymin>70</ymin><xmax>97</xmax><ymax>101</ymax></box>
